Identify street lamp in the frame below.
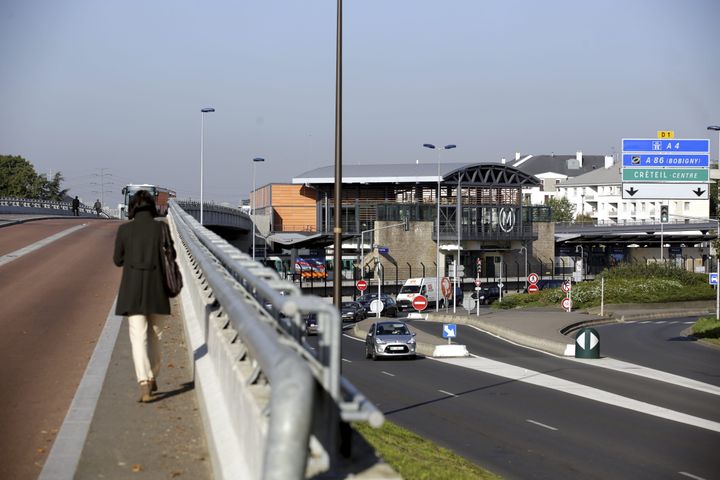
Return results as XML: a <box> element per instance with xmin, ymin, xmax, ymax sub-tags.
<box><xmin>423</xmin><ymin>143</ymin><xmax>457</xmax><ymax>311</ymax></box>
<box><xmin>200</xmin><ymin>107</ymin><xmax>215</xmax><ymax>225</ymax></box>
<box><xmin>252</xmin><ymin>157</ymin><xmax>265</xmax><ymax>261</ymax></box>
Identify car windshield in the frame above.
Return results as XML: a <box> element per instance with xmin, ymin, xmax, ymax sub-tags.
<box><xmin>399</xmin><ymin>285</ymin><xmax>420</xmax><ymax>294</ymax></box>
<box><xmin>341</xmin><ymin>302</ymin><xmax>356</xmax><ymax>309</ymax></box>
<box><xmin>376</xmin><ymin>323</ymin><xmax>409</xmax><ymax>335</ymax></box>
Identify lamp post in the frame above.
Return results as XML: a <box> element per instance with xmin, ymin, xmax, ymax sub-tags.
<box><xmin>252</xmin><ymin>157</ymin><xmax>265</xmax><ymax>261</ymax></box>
<box><xmin>423</xmin><ymin>143</ymin><xmax>456</xmax><ymax>311</ymax></box>
<box><xmin>200</xmin><ymin>107</ymin><xmax>215</xmax><ymax>225</ymax></box>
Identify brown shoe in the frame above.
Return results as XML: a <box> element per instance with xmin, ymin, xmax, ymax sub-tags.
<box><xmin>138</xmin><ymin>381</ymin><xmax>152</xmax><ymax>403</ymax></box>
<box><xmin>149</xmin><ymin>379</ymin><xmax>157</xmax><ymax>393</ymax></box>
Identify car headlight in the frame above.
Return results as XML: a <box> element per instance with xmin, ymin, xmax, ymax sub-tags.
<box><xmin>374</xmin><ymin>338</ymin><xmax>386</xmax><ymax>344</ymax></box>
<box><xmin>408</xmin><ymin>338</ymin><xmax>416</xmax><ymax>344</ymax></box>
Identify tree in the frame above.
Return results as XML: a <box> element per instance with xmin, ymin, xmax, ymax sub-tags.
<box><xmin>0</xmin><ymin>155</ymin><xmax>67</xmax><ymax>200</ymax></box>
<box><xmin>0</xmin><ymin>155</ymin><xmax>37</xmax><ymax>197</ymax></box>
<box><xmin>545</xmin><ymin>196</ymin><xmax>575</xmax><ymax>223</ymax></box>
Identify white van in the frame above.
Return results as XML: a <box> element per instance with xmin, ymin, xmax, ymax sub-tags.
<box><xmin>396</xmin><ymin>277</ymin><xmax>447</xmax><ymax>311</ymax></box>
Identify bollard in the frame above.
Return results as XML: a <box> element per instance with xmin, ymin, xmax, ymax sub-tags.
<box><xmin>575</xmin><ymin>327</ymin><xmax>600</xmax><ymax>359</ymax></box>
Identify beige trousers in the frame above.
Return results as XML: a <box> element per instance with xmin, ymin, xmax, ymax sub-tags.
<box><xmin>128</xmin><ymin>314</ymin><xmax>164</xmax><ymax>384</ymax></box>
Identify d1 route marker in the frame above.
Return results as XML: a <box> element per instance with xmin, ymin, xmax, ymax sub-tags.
<box><xmin>357</xmin><ymin>280</ymin><xmax>368</xmax><ymax>291</ymax></box>
<box><xmin>528</xmin><ymin>273</ymin><xmax>539</xmax><ymax>284</ymax></box>
<box><xmin>412</xmin><ymin>295</ymin><xmax>428</xmax><ymax>312</ymax></box>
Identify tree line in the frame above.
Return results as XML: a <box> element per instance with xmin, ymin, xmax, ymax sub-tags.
<box><xmin>0</xmin><ymin>155</ymin><xmax>68</xmax><ymax>201</ymax></box>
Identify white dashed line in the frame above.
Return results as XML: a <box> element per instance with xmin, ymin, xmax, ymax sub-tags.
<box><xmin>526</xmin><ymin>419</ymin><xmax>558</xmax><ymax>431</ymax></box>
<box><xmin>640</xmin><ymin>321</ymin><xmax>652</xmax><ymax>324</ymax></box>
<box><xmin>679</xmin><ymin>471</ymin><xmax>707</xmax><ymax>480</ymax></box>
<box><xmin>381</xmin><ymin>371</ymin><xmax>395</xmax><ymax>377</ymax></box>
<box><xmin>438</xmin><ymin>390</ymin><xmax>458</xmax><ymax>397</ymax></box>
<box><xmin>0</xmin><ymin>224</ymin><xmax>87</xmax><ymax>267</ymax></box>
<box><xmin>342</xmin><ymin>358</ymin><xmax>352</xmax><ymax>363</ymax></box>
<box><xmin>656</xmin><ymin>321</ymin><xmax>667</xmax><ymax>324</ymax></box>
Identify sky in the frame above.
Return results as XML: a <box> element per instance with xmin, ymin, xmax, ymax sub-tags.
<box><xmin>1</xmin><ymin>0</ymin><xmax>719</xmax><ymax>208</ymax></box>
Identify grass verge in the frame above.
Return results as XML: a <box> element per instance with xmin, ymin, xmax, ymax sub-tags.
<box><xmin>693</xmin><ymin>316</ymin><xmax>720</xmax><ymax>346</ymax></box>
<box><xmin>353</xmin><ymin>420</ymin><xmax>501</xmax><ymax>480</ymax></box>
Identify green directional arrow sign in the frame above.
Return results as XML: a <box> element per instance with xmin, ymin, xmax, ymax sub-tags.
<box><xmin>622</xmin><ymin>167</ymin><xmax>709</xmax><ymax>182</ymax></box>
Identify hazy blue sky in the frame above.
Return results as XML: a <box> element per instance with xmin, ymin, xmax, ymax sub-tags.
<box><xmin>1</xmin><ymin>0</ymin><xmax>719</xmax><ymax>207</ymax></box>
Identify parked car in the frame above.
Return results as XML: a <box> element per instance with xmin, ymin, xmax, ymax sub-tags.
<box><xmin>471</xmin><ymin>283</ymin><xmax>505</xmax><ymax>305</ymax></box>
<box><xmin>364</xmin><ymin>321</ymin><xmax>417</xmax><ymax>360</ymax></box>
<box><xmin>453</xmin><ymin>286</ymin><xmax>464</xmax><ymax>304</ymax></box>
<box><xmin>356</xmin><ymin>293</ymin><xmax>399</xmax><ymax>317</ymax></box>
<box><xmin>341</xmin><ymin>301</ymin><xmax>366</xmax><ymax>322</ymax></box>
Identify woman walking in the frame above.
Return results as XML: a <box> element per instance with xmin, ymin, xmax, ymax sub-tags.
<box><xmin>113</xmin><ymin>190</ymin><xmax>177</xmax><ymax>402</ymax></box>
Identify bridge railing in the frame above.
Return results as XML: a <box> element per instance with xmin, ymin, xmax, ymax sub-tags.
<box><xmin>168</xmin><ymin>200</ymin><xmax>383</xmax><ymax>480</ymax></box>
<box><xmin>0</xmin><ymin>197</ymin><xmax>111</xmax><ymax>218</ymax></box>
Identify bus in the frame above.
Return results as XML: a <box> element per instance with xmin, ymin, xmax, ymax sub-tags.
<box><xmin>121</xmin><ymin>184</ymin><xmax>177</xmax><ymax>218</ymax></box>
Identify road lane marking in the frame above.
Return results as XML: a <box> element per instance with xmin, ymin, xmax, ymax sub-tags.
<box><xmin>381</xmin><ymin>371</ymin><xmax>395</xmax><ymax>377</ymax></box>
<box><xmin>342</xmin><ymin>358</ymin><xmax>352</xmax><ymax>363</ymax></box>
<box><xmin>466</xmin><ymin>324</ymin><xmax>720</xmax><ymax>397</ymax></box>
<box><xmin>433</xmin><ymin>355</ymin><xmax>720</xmax><ymax>433</ymax></box>
<box><xmin>0</xmin><ymin>224</ymin><xmax>87</xmax><ymax>267</ymax></box>
<box><xmin>526</xmin><ymin>419</ymin><xmax>558</xmax><ymax>431</ymax></box>
<box><xmin>679</xmin><ymin>472</ymin><xmax>707</xmax><ymax>480</ymax></box>
<box><xmin>639</xmin><ymin>321</ymin><xmax>651</xmax><ymax>324</ymax></box>
<box><xmin>656</xmin><ymin>321</ymin><xmax>667</xmax><ymax>324</ymax></box>
<box><xmin>343</xmin><ymin>333</ymin><xmax>364</xmax><ymax>343</ymax></box>
<box><xmin>566</xmin><ymin>357</ymin><xmax>720</xmax><ymax>397</ymax></box>
<box><xmin>39</xmin><ymin>299</ymin><xmax>122</xmax><ymax>479</ymax></box>
<box><xmin>438</xmin><ymin>390</ymin><xmax>458</xmax><ymax>397</ymax></box>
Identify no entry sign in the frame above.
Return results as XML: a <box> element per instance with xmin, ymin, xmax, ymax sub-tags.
<box><xmin>412</xmin><ymin>295</ymin><xmax>428</xmax><ymax>311</ymax></box>
<box><xmin>528</xmin><ymin>284</ymin><xmax>539</xmax><ymax>293</ymax></box>
<box><xmin>356</xmin><ymin>280</ymin><xmax>368</xmax><ymax>291</ymax></box>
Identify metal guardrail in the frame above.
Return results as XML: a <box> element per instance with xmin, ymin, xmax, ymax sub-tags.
<box><xmin>169</xmin><ymin>200</ymin><xmax>383</xmax><ymax>479</ymax></box>
<box><xmin>0</xmin><ymin>197</ymin><xmax>110</xmax><ymax>217</ymax></box>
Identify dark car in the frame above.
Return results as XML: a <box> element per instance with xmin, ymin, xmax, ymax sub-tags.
<box><xmin>341</xmin><ymin>301</ymin><xmax>366</xmax><ymax>322</ymax></box>
<box><xmin>357</xmin><ymin>293</ymin><xmax>398</xmax><ymax>317</ymax></box>
<box><xmin>304</xmin><ymin>313</ymin><xmax>318</xmax><ymax>335</ymax></box>
<box><xmin>453</xmin><ymin>286</ymin><xmax>464</xmax><ymax>304</ymax></box>
<box><xmin>471</xmin><ymin>283</ymin><xmax>505</xmax><ymax>305</ymax></box>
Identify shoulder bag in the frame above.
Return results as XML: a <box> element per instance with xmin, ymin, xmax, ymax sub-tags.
<box><xmin>160</xmin><ymin>223</ymin><xmax>183</xmax><ymax>297</ymax></box>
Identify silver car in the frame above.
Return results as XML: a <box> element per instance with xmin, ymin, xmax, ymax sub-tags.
<box><xmin>365</xmin><ymin>321</ymin><xmax>417</xmax><ymax>360</ymax></box>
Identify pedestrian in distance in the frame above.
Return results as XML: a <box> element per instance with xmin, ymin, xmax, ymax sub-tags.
<box><xmin>93</xmin><ymin>199</ymin><xmax>102</xmax><ymax>217</ymax></box>
<box><xmin>71</xmin><ymin>196</ymin><xmax>80</xmax><ymax>216</ymax></box>
<box><xmin>113</xmin><ymin>190</ymin><xmax>178</xmax><ymax>403</ymax></box>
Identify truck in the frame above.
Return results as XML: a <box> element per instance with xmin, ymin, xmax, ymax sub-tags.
<box><xmin>396</xmin><ymin>277</ymin><xmax>448</xmax><ymax>311</ymax></box>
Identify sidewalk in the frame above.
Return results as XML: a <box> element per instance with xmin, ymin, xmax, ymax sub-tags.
<box><xmin>352</xmin><ymin>300</ymin><xmax>717</xmax><ymax>357</ymax></box>
<box><xmin>74</xmin><ymin>298</ymin><xmax>212</xmax><ymax>479</ymax></box>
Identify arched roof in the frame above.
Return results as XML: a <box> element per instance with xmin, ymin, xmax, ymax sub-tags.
<box><xmin>443</xmin><ymin>163</ymin><xmax>540</xmax><ymax>186</ymax></box>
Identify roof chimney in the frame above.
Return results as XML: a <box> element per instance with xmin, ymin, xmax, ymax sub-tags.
<box><xmin>604</xmin><ymin>155</ymin><xmax>614</xmax><ymax>169</ymax></box>
<box><xmin>515</xmin><ymin>152</ymin><xmax>521</xmax><ymax>161</ymax></box>
<box><xmin>576</xmin><ymin>151</ymin><xmax>583</xmax><ymax>167</ymax></box>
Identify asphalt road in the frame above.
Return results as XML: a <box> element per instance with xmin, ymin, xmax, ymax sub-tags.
<box><xmin>336</xmin><ymin>321</ymin><xmax>720</xmax><ymax>479</ymax></box>
<box><xmin>0</xmin><ymin>219</ymin><xmax>121</xmax><ymax>479</ymax></box>
<box><xmin>594</xmin><ymin>317</ymin><xmax>720</xmax><ymax>386</ymax></box>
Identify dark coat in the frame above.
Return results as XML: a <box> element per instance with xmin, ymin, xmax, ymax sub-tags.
<box><xmin>113</xmin><ymin>211</ymin><xmax>173</xmax><ymax>316</ymax></box>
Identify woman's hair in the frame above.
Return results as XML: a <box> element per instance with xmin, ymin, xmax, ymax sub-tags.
<box><xmin>128</xmin><ymin>190</ymin><xmax>158</xmax><ymax>219</ymax></box>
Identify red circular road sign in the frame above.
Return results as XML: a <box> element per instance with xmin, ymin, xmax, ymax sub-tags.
<box><xmin>474</xmin><ymin>278</ymin><xmax>482</xmax><ymax>287</ymax></box>
<box><xmin>412</xmin><ymin>295</ymin><xmax>428</xmax><ymax>311</ymax></box>
<box><xmin>561</xmin><ymin>297</ymin><xmax>572</xmax><ymax>311</ymax></box>
<box><xmin>528</xmin><ymin>284</ymin><xmax>539</xmax><ymax>293</ymax></box>
<box><xmin>357</xmin><ymin>280</ymin><xmax>368</xmax><ymax>291</ymax></box>
<box><xmin>528</xmin><ymin>273</ymin><xmax>539</xmax><ymax>284</ymax></box>
<box><xmin>440</xmin><ymin>277</ymin><xmax>452</xmax><ymax>298</ymax></box>
<box><xmin>561</xmin><ymin>280</ymin><xmax>572</xmax><ymax>293</ymax></box>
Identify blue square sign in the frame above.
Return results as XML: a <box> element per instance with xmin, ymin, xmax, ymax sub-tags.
<box><xmin>442</xmin><ymin>324</ymin><xmax>457</xmax><ymax>338</ymax></box>
<box><xmin>710</xmin><ymin>273</ymin><xmax>718</xmax><ymax>286</ymax></box>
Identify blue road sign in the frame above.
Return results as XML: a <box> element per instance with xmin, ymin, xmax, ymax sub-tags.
<box><xmin>378</xmin><ymin>247</ymin><xmax>389</xmax><ymax>254</ymax></box>
<box><xmin>442</xmin><ymin>324</ymin><xmax>457</xmax><ymax>338</ymax></box>
<box><xmin>622</xmin><ymin>153</ymin><xmax>709</xmax><ymax>168</ymax></box>
<box><xmin>622</xmin><ymin>139</ymin><xmax>709</xmax><ymax>153</ymax></box>
<box><xmin>710</xmin><ymin>273</ymin><xmax>718</xmax><ymax>286</ymax></box>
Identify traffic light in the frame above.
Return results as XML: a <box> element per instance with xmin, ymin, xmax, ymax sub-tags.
<box><xmin>660</xmin><ymin>205</ymin><xmax>669</xmax><ymax>223</ymax></box>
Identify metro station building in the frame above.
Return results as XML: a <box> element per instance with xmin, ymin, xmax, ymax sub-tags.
<box><xmin>254</xmin><ymin>163</ymin><xmax>552</xmax><ymax>279</ymax></box>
